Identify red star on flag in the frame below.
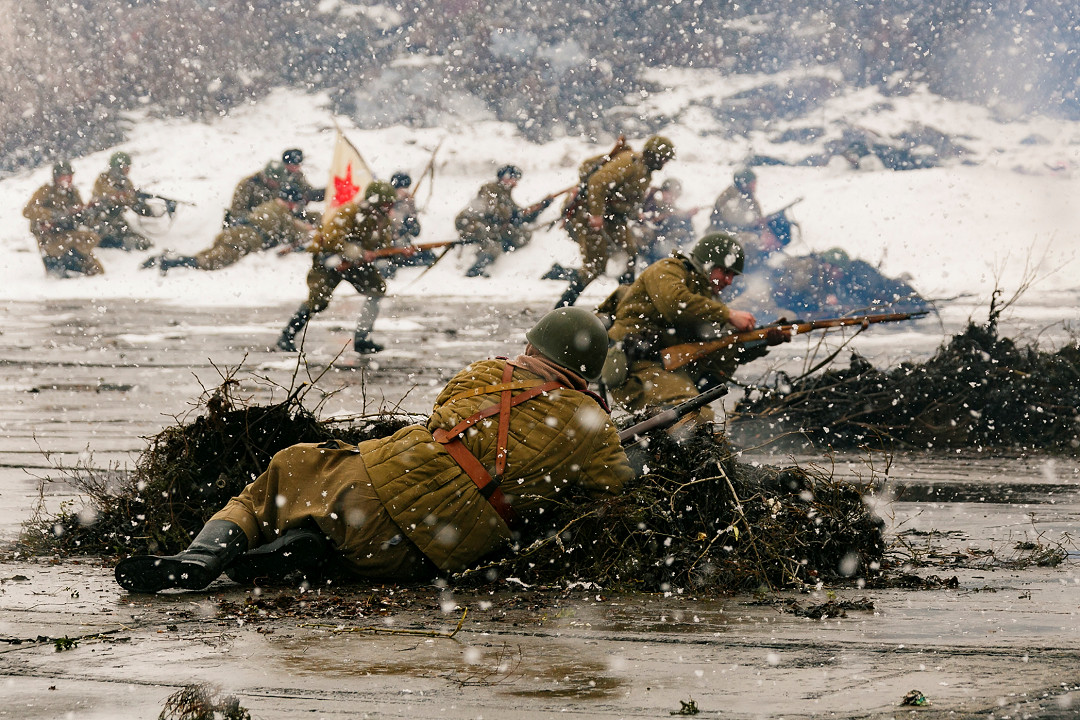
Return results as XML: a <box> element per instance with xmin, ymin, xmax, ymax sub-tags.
<box><xmin>334</xmin><ymin>163</ymin><xmax>360</xmax><ymax>207</ymax></box>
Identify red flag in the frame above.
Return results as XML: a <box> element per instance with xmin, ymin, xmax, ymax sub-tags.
<box><xmin>324</xmin><ymin>131</ymin><xmax>374</xmax><ymax>223</ymax></box>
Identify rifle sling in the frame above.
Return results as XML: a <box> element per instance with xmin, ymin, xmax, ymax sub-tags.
<box><xmin>431</xmin><ymin>364</ymin><xmax>565</xmax><ymax>527</ymax></box>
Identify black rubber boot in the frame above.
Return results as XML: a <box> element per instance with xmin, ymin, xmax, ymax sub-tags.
<box><xmin>555</xmin><ymin>270</ymin><xmax>587</xmax><ymax>308</ymax></box>
<box><xmin>224</xmin><ymin>528</ymin><xmax>329</xmax><ymax>585</ymax></box>
<box><xmin>353</xmin><ymin>335</ymin><xmax>384</xmax><ymax>354</ymax></box>
<box><xmin>276</xmin><ymin>307</ymin><xmax>311</xmax><ymax>352</ymax></box>
<box><xmin>114</xmin><ymin>520</ymin><xmax>248</xmax><ymax>593</ymax></box>
<box><xmin>159</xmin><ymin>255</ymin><xmax>199</xmax><ymax>275</ymax></box>
<box><xmin>465</xmin><ymin>253</ymin><xmax>495</xmax><ymax>278</ymax></box>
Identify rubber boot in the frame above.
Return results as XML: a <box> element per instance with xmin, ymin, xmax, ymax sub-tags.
<box><xmin>159</xmin><ymin>255</ymin><xmax>199</xmax><ymax>275</ymax></box>
<box><xmin>114</xmin><ymin>520</ymin><xmax>248</xmax><ymax>593</ymax></box>
<box><xmin>465</xmin><ymin>252</ymin><xmax>495</xmax><ymax>278</ymax></box>
<box><xmin>224</xmin><ymin>527</ymin><xmax>329</xmax><ymax>585</ymax></box>
<box><xmin>276</xmin><ymin>306</ymin><xmax>311</xmax><ymax>352</ymax></box>
<box><xmin>353</xmin><ymin>297</ymin><xmax>383</xmax><ymax>354</ymax></box>
<box><xmin>555</xmin><ymin>269</ymin><xmax>587</xmax><ymax>308</ymax></box>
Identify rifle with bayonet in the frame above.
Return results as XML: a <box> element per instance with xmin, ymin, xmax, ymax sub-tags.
<box><xmin>660</xmin><ymin>311</ymin><xmax>929</xmax><ymax>372</ymax></box>
<box><xmin>617</xmin><ymin>383</ymin><xmax>729</xmax><ymax>444</ymax></box>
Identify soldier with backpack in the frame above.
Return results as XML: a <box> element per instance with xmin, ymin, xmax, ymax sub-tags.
<box><xmin>555</xmin><ymin>135</ymin><xmax>675</xmax><ymax>308</ymax></box>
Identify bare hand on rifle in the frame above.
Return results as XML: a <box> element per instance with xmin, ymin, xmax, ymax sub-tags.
<box><xmin>728</xmin><ymin>310</ymin><xmax>757</xmax><ymax>331</ymax></box>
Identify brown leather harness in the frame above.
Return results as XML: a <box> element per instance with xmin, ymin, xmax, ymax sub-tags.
<box><xmin>431</xmin><ymin>363</ymin><xmax>565</xmax><ymax>527</ymax></box>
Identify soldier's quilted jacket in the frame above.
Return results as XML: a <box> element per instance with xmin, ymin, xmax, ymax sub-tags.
<box><xmin>360</xmin><ymin>358</ymin><xmax>633</xmax><ymax>573</ymax></box>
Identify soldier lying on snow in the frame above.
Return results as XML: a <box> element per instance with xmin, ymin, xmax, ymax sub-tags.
<box><xmin>115</xmin><ymin>307</ymin><xmax>633</xmax><ymax>593</ymax></box>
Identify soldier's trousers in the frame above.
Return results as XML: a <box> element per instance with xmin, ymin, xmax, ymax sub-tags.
<box><xmin>211</xmin><ymin>441</ymin><xmax>434</xmax><ymax>580</ymax></box>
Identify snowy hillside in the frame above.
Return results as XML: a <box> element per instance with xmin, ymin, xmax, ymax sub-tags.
<box><xmin>0</xmin><ymin>78</ymin><xmax>1077</xmax><ymax>326</ymax></box>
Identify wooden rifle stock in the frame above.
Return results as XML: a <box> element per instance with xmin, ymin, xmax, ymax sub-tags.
<box><xmin>661</xmin><ymin>311</ymin><xmax>928</xmax><ymax>371</ymax></box>
<box><xmin>618</xmin><ymin>384</ymin><xmax>729</xmax><ymax>443</ymax></box>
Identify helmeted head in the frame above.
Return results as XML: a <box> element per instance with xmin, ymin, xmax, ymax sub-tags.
<box><xmin>364</xmin><ymin>180</ymin><xmax>397</xmax><ymax>209</ymax></box>
<box><xmin>263</xmin><ymin>161</ymin><xmax>287</xmax><ymax>185</ymax></box>
<box><xmin>733</xmin><ymin>167</ymin><xmax>757</xmax><ymax>191</ymax></box>
<box><xmin>109</xmin><ymin>151</ymin><xmax>132</xmax><ymax>171</ymax></box>
<box><xmin>660</xmin><ymin>177</ymin><xmax>682</xmax><ymax>196</ymax></box>
<box><xmin>52</xmin><ymin>160</ymin><xmax>74</xmax><ymax>180</ymax></box>
<box><xmin>690</xmin><ymin>232</ymin><xmax>745</xmax><ymax>276</ymax></box>
<box><xmin>282</xmin><ymin>148</ymin><xmax>304</xmax><ymax>167</ymax></box>
<box><xmin>642</xmin><ymin>135</ymin><xmax>675</xmax><ymax>170</ymax></box>
<box><xmin>525</xmin><ymin>307</ymin><xmax>609</xmax><ymax>382</ymax></box>
<box><xmin>497</xmin><ymin>164</ymin><xmax>522</xmax><ymax>182</ymax></box>
<box><xmin>390</xmin><ymin>171</ymin><xmax>412</xmax><ymax>190</ymax></box>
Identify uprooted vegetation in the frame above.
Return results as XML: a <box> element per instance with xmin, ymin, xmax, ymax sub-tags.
<box><xmin>21</xmin><ymin>371</ymin><xmax>885</xmax><ymax>595</ymax></box>
<box><xmin>734</xmin><ymin>315</ymin><xmax>1080</xmax><ymax>453</ymax></box>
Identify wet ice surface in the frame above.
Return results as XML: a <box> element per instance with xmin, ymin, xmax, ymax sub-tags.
<box><xmin>1</xmin><ymin>295</ymin><xmax>1078</xmax><ymax>719</ymax></box>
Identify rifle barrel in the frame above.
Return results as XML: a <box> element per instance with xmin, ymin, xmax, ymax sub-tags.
<box><xmin>661</xmin><ymin>311</ymin><xmax>927</xmax><ymax>371</ymax></box>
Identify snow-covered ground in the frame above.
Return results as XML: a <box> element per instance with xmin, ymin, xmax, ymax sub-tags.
<box><xmin>0</xmin><ymin>79</ymin><xmax>1077</xmax><ymax>330</ymax></box>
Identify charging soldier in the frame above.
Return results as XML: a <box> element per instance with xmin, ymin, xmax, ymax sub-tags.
<box><xmin>557</xmin><ymin>135</ymin><xmax>675</xmax><ymax>308</ymax></box>
<box><xmin>89</xmin><ymin>151</ymin><xmax>157</xmax><ymax>251</ymax></box>
<box><xmin>276</xmin><ymin>180</ymin><xmax>399</xmax><ymax>354</ymax></box>
<box><xmin>23</xmin><ymin>161</ymin><xmax>104</xmax><ymax>278</ymax></box>
<box><xmin>144</xmin><ymin>185</ymin><xmax>315</xmax><ymax>274</ymax></box>
<box><xmin>457</xmin><ymin>165</ymin><xmax>553</xmax><ymax>278</ymax></box>
<box><xmin>603</xmin><ymin>233</ymin><xmax>788</xmax><ymax>426</ymax></box>
<box><xmin>115</xmin><ymin>307</ymin><xmax>633</xmax><ymax>593</ymax></box>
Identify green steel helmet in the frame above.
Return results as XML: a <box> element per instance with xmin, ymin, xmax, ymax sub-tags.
<box><xmin>264</xmin><ymin>161</ymin><xmax>287</xmax><ymax>182</ymax></box>
<box><xmin>691</xmin><ymin>232</ymin><xmax>745</xmax><ymax>275</ymax></box>
<box><xmin>660</xmin><ymin>177</ymin><xmax>682</xmax><ymax>195</ymax></box>
<box><xmin>642</xmin><ymin>135</ymin><xmax>675</xmax><ymax>169</ymax></box>
<box><xmin>52</xmin><ymin>160</ymin><xmax>73</xmax><ymax>178</ymax></box>
<box><xmin>525</xmin><ymin>307</ymin><xmax>609</xmax><ymax>381</ymax></box>
<box><xmin>364</xmin><ymin>180</ymin><xmax>397</xmax><ymax>207</ymax></box>
<box><xmin>109</xmin><ymin>151</ymin><xmax>132</xmax><ymax>170</ymax></box>
<box><xmin>733</xmin><ymin>167</ymin><xmax>757</xmax><ymax>190</ymax></box>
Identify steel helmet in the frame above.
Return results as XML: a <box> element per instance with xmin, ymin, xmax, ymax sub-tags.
<box><xmin>52</xmin><ymin>160</ymin><xmax>73</xmax><ymax>178</ymax></box>
<box><xmin>364</xmin><ymin>180</ymin><xmax>397</xmax><ymax>207</ymax></box>
<box><xmin>390</xmin><ymin>171</ymin><xmax>412</xmax><ymax>189</ymax></box>
<box><xmin>109</xmin><ymin>151</ymin><xmax>132</xmax><ymax>170</ymax></box>
<box><xmin>691</xmin><ymin>232</ymin><xmax>745</xmax><ymax>275</ymax></box>
<box><xmin>282</xmin><ymin>148</ymin><xmax>304</xmax><ymax>165</ymax></box>
<box><xmin>525</xmin><ymin>307</ymin><xmax>609</xmax><ymax>381</ymax></box>
<box><xmin>733</xmin><ymin>167</ymin><xmax>757</xmax><ymax>190</ymax></box>
<box><xmin>642</xmin><ymin>136</ymin><xmax>675</xmax><ymax>169</ymax></box>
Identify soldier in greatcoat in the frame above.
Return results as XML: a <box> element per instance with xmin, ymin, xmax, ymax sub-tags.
<box><xmin>114</xmin><ymin>307</ymin><xmax>633</xmax><ymax>593</ymax></box>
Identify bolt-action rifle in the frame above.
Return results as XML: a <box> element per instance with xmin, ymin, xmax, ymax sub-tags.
<box><xmin>136</xmin><ymin>191</ymin><xmax>195</xmax><ymax>217</ymax></box>
<box><xmin>617</xmin><ymin>383</ymin><xmax>730</xmax><ymax>444</ymax></box>
<box><xmin>660</xmin><ymin>311</ymin><xmax>928</xmax><ymax>372</ymax></box>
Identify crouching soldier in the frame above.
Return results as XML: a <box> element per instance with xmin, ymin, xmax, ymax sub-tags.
<box><xmin>89</xmin><ymin>151</ymin><xmax>158</xmax><ymax>251</ymax></box>
<box><xmin>603</xmin><ymin>233</ymin><xmax>788</xmax><ymax>427</ymax></box>
<box><xmin>23</xmin><ymin>161</ymin><xmax>104</xmax><ymax>278</ymax></box>
<box><xmin>457</xmin><ymin>165</ymin><xmax>553</xmax><ymax>278</ymax></box>
<box><xmin>143</xmin><ymin>185</ymin><xmax>315</xmax><ymax>273</ymax></box>
<box><xmin>114</xmin><ymin>307</ymin><xmax>633</xmax><ymax>592</ymax></box>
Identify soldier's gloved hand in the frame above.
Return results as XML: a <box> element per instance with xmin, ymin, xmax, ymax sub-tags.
<box><xmin>765</xmin><ymin>327</ymin><xmax>791</xmax><ymax>346</ymax></box>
